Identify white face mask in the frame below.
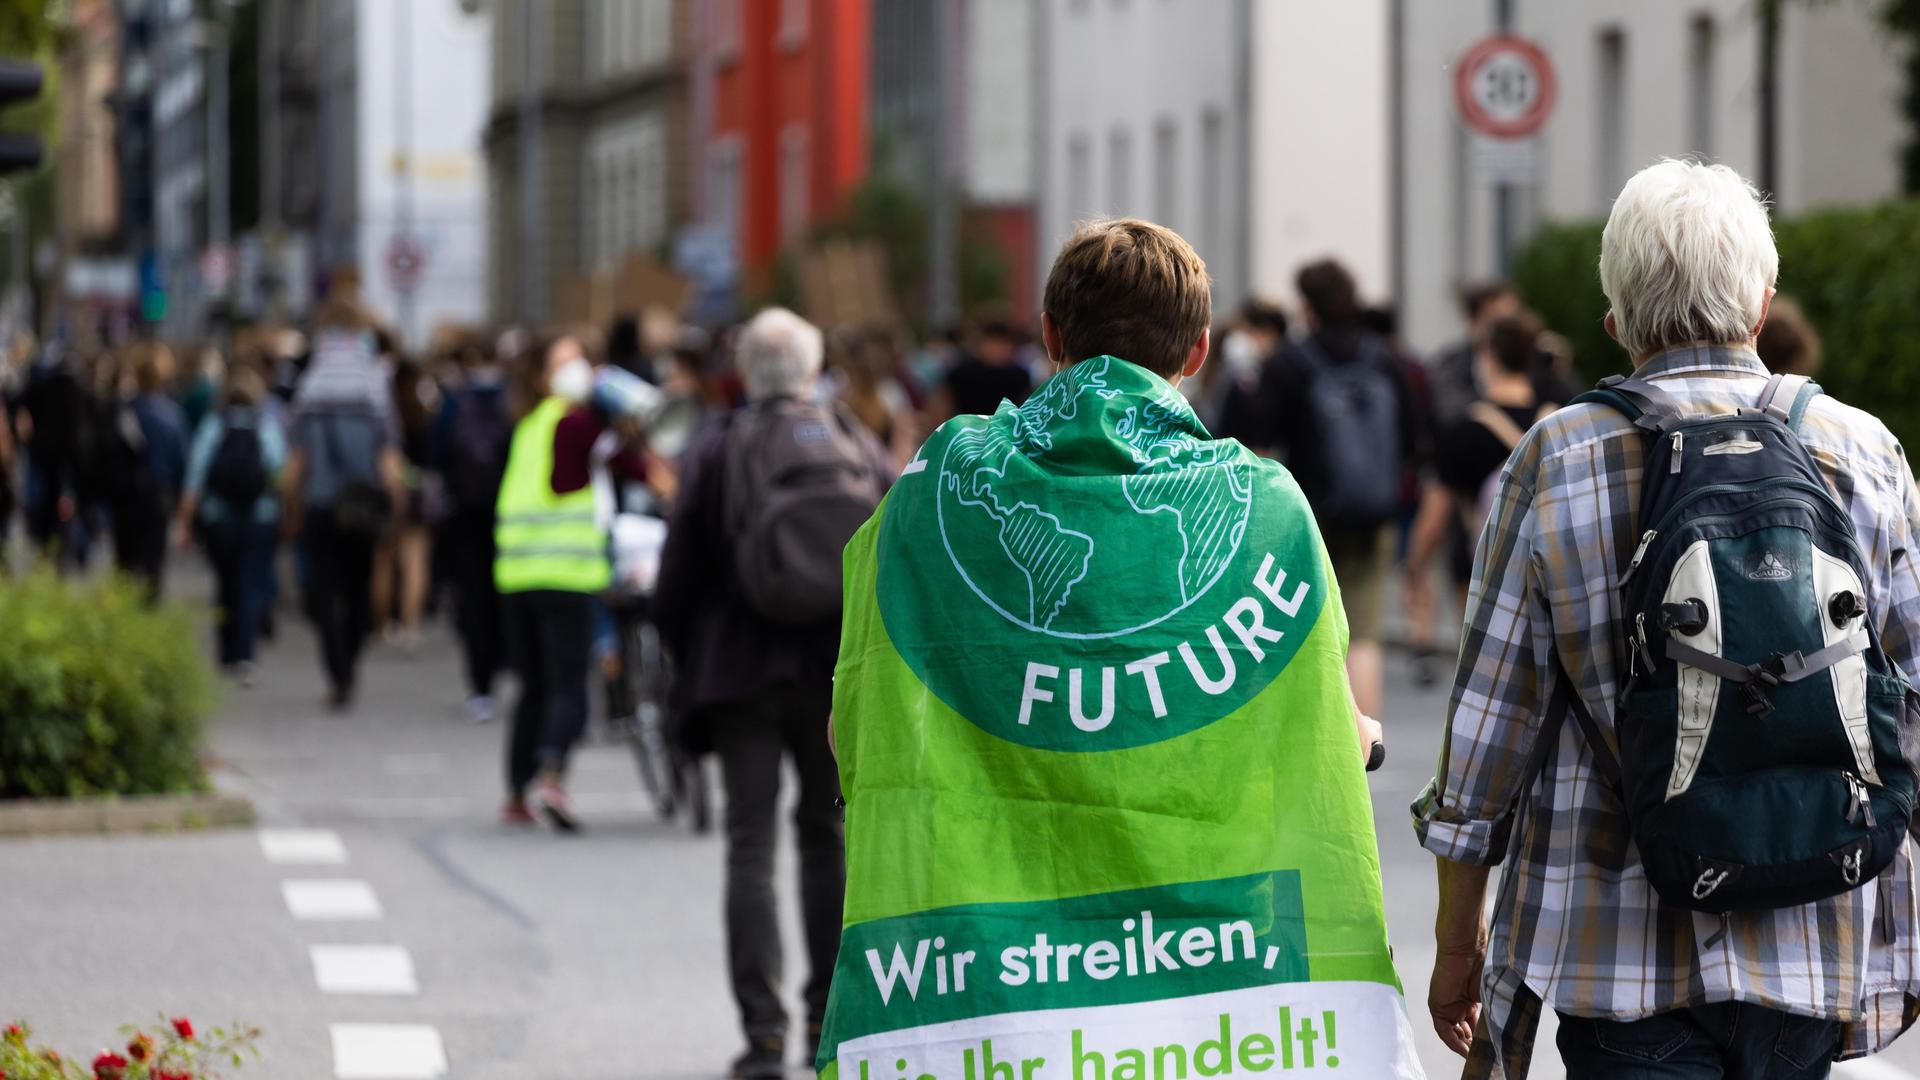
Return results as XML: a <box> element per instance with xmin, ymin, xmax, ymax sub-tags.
<box><xmin>1222</xmin><ymin>330</ymin><xmax>1261</xmax><ymax>377</ymax></box>
<box><xmin>550</xmin><ymin>358</ymin><xmax>595</xmax><ymax>404</ymax></box>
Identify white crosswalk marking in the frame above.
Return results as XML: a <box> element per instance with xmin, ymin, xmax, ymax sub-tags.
<box><xmin>329</xmin><ymin>1023</ymin><xmax>448</xmax><ymax>1079</ymax></box>
<box><xmin>310</xmin><ymin>944</ymin><xmax>419</xmax><ymax>996</ymax></box>
<box><xmin>282</xmin><ymin>879</ymin><xmax>383</xmax><ymax>921</ymax></box>
<box><xmin>258</xmin><ymin>828</ymin><xmax>348</xmax><ymax>865</ymax></box>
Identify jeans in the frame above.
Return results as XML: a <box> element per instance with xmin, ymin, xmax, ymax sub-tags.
<box><xmin>709</xmin><ymin>682</ymin><xmax>844</xmax><ymax>1043</ymax></box>
<box><xmin>203</xmin><ymin>518</ymin><xmax>276</xmax><ymax>666</ymax></box>
<box><xmin>504</xmin><ymin>589</ymin><xmax>594</xmax><ymax>794</ymax></box>
<box><xmin>446</xmin><ymin>512</ymin><xmax>505</xmax><ymax>698</ymax></box>
<box><xmin>301</xmin><ymin>510</ymin><xmax>376</xmax><ymax>698</ymax></box>
<box><xmin>1557</xmin><ymin>1003</ymin><xmax>1842</xmax><ymax>1079</ymax></box>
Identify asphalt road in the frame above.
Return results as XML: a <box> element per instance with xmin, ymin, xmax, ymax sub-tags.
<box><xmin>5</xmin><ymin>589</ymin><xmax>1920</xmax><ymax>1079</ymax></box>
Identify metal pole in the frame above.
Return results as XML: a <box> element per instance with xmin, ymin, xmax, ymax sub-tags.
<box><xmin>1388</xmin><ymin>0</ymin><xmax>1406</xmax><ymax>306</ymax></box>
<box><xmin>208</xmin><ymin>21</ymin><xmax>229</xmax><ymax>249</ymax></box>
<box><xmin>260</xmin><ymin>0</ymin><xmax>281</xmax><ymax>313</ymax></box>
<box><xmin>1758</xmin><ymin>0</ymin><xmax>1779</xmax><ymax>200</ymax></box>
<box><xmin>927</xmin><ymin>0</ymin><xmax>958</xmax><ymax>328</ymax></box>
<box><xmin>1493</xmin><ymin>0</ymin><xmax>1514</xmax><ymax>277</ymax></box>
<box><xmin>319</xmin><ymin>3</ymin><xmax>337</xmax><ymax>279</ymax></box>
<box><xmin>518</xmin><ymin>0</ymin><xmax>542</xmax><ymax>325</ymax></box>
<box><xmin>394</xmin><ymin>0</ymin><xmax>415</xmax><ymax>345</ymax></box>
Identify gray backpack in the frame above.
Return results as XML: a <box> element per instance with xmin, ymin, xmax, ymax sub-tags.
<box><xmin>1295</xmin><ymin>335</ymin><xmax>1402</xmax><ymax>524</ymax></box>
<box><xmin>723</xmin><ymin>398</ymin><xmax>883</xmax><ymax>623</ymax></box>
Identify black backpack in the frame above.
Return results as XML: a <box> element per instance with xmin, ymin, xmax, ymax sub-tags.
<box><xmin>444</xmin><ymin>386</ymin><xmax>512</xmax><ymax>514</ymax></box>
<box><xmin>1294</xmin><ymin>335</ymin><xmax>1402</xmax><ymax>524</ymax></box>
<box><xmin>1537</xmin><ymin>373</ymin><xmax>1916</xmax><ymax>915</ymax></box>
<box><xmin>722</xmin><ymin>399</ymin><xmax>883</xmax><ymax>624</ymax></box>
<box><xmin>204</xmin><ymin>415</ymin><xmax>269</xmax><ymax>508</ymax></box>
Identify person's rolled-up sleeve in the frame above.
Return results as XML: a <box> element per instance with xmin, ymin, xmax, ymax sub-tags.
<box><xmin>1412</xmin><ymin>446</ymin><xmax>1548</xmax><ymax>866</ymax></box>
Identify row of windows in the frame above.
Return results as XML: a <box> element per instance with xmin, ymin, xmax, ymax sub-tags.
<box><xmin>700</xmin><ymin>124</ymin><xmax>811</xmax><ymax>247</ymax></box>
<box><xmin>1593</xmin><ymin>16</ymin><xmax>1716</xmax><ymax>208</ymax></box>
<box><xmin>583</xmin><ymin>114</ymin><xmax>669</xmax><ymax>269</ymax></box>
<box><xmin>1063</xmin><ymin>109</ymin><xmax>1227</xmax><ymax>263</ymax></box>
<box><xmin>586</xmin><ymin>0</ymin><xmax>674</xmax><ymax>80</ymax></box>
<box><xmin>710</xmin><ymin>0</ymin><xmax>809</xmax><ymax>58</ymax></box>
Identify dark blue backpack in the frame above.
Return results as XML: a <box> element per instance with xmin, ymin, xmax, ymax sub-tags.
<box><xmin>1543</xmin><ymin>372</ymin><xmax>1915</xmax><ymax>915</ymax></box>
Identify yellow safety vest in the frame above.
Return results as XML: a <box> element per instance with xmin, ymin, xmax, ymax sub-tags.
<box><xmin>494</xmin><ymin>397</ymin><xmax>612</xmax><ymax>594</ymax></box>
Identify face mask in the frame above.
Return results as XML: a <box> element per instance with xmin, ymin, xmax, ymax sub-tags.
<box><xmin>550</xmin><ymin>358</ymin><xmax>595</xmax><ymax>404</ymax></box>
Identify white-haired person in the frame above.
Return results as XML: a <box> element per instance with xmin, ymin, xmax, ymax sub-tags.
<box><xmin>492</xmin><ymin>331</ymin><xmax>651</xmax><ymax>832</ymax></box>
<box><xmin>1416</xmin><ymin>159</ymin><xmax>1920</xmax><ymax>1077</ymax></box>
<box><xmin>654</xmin><ymin>308</ymin><xmax>888</xmax><ymax>1079</ymax></box>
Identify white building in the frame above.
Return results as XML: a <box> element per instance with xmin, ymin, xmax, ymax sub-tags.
<box><xmin>1397</xmin><ymin>0</ymin><xmax>1906</xmax><ymax>350</ymax></box>
<box><xmin>354</xmin><ymin>0</ymin><xmax>491</xmax><ymax>347</ymax></box>
<box><xmin>1034</xmin><ymin>0</ymin><xmax>1392</xmax><ymax>322</ymax></box>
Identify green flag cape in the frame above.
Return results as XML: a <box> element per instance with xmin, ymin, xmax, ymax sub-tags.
<box><xmin>820</xmin><ymin>357</ymin><xmax>1425</xmax><ymax>1080</ymax></box>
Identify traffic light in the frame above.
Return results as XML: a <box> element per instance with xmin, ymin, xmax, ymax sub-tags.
<box><xmin>0</xmin><ymin>60</ymin><xmax>43</xmax><ymax>174</ymax></box>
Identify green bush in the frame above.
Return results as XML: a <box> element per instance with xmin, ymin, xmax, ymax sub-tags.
<box><xmin>0</xmin><ymin>571</ymin><xmax>216</xmax><ymax>799</ymax></box>
<box><xmin>1512</xmin><ymin>199</ymin><xmax>1920</xmax><ymax>451</ymax></box>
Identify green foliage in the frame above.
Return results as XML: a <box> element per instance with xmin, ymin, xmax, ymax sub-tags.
<box><xmin>1511</xmin><ymin>200</ymin><xmax>1920</xmax><ymax>450</ymax></box>
<box><xmin>1887</xmin><ymin>0</ymin><xmax>1920</xmax><ymax>192</ymax></box>
<box><xmin>0</xmin><ymin>571</ymin><xmax>216</xmax><ymax>800</ymax></box>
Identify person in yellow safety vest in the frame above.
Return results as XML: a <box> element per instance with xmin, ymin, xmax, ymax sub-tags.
<box><xmin>494</xmin><ymin>332</ymin><xmax>650</xmax><ymax>831</ymax></box>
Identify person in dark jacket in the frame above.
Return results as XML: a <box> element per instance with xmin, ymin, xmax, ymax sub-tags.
<box><xmin>654</xmin><ymin>308</ymin><xmax>889</xmax><ymax>1079</ymax></box>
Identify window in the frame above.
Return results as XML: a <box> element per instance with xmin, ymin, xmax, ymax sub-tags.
<box><xmin>1688</xmin><ymin>14</ymin><xmax>1715</xmax><ymax>158</ymax></box>
<box><xmin>637</xmin><ymin>0</ymin><xmax>672</xmax><ymax>68</ymax></box>
<box><xmin>1108</xmin><ymin>126</ymin><xmax>1132</xmax><ymax>213</ymax></box>
<box><xmin>708</xmin><ymin>136</ymin><xmax>743</xmax><ymax>240</ymax></box>
<box><xmin>1596</xmin><ymin>27</ymin><xmax>1626</xmax><ymax>209</ymax></box>
<box><xmin>587</xmin><ymin>114</ymin><xmax>669</xmax><ymax>268</ymax></box>
<box><xmin>1067</xmin><ymin>133</ymin><xmax>1092</xmax><ymax>219</ymax></box>
<box><xmin>1200</xmin><ymin>108</ymin><xmax>1223</xmax><ymax>266</ymax></box>
<box><xmin>780</xmin><ymin>125</ymin><xmax>810</xmax><ymax>243</ymax></box>
<box><xmin>779</xmin><ymin>0</ymin><xmax>807</xmax><ymax>50</ymax></box>
<box><xmin>714</xmin><ymin>0</ymin><xmax>740</xmax><ymax>61</ymax></box>
<box><xmin>1153</xmin><ymin>119</ymin><xmax>1177</xmax><ymax>228</ymax></box>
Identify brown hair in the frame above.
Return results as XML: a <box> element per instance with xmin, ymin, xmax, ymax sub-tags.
<box><xmin>1041</xmin><ymin>218</ymin><xmax>1212</xmax><ymax>378</ymax></box>
<box><xmin>124</xmin><ymin>342</ymin><xmax>177</xmax><ymax>394</ymax></box>
<box><xmin>1296</xmin><ymin>258</ymin><xmax>1360</xmax><ymax>327</ymax></box>
<box><xmin>1756</xmin><ymin>295</ymin><xmax>1822</xmax><ymax>377</ymax></box>
<box><xmin>1486</xmin><ymin>311</ymin><xmax>1545</xmax><ymax>375</ymax></box>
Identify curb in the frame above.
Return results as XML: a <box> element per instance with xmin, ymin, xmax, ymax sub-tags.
<box><xmin>0</xmin><ymin>792</ymin><xmax>257</xmax><ymax>838</ymax></box>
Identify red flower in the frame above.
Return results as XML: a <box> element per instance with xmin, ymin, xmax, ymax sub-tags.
<box><xmin>170</xmin><ymin>1017</ymin><xmax>194</xmax><ymax>1041</ymax></box>
<box><xmin>127</xmin><ymin>1034</ymin><xmax>154</xmax><ymax>1061</ymax></box>
<box><xmin>1</xmin><ymin>1024</ymin><xmax>20</xmax><ymax>1042</ymax></box>
<box><xmin>92</xmin><ymin>1050</ymin><xmax>129</xmax><ymax>1079</ymax></box>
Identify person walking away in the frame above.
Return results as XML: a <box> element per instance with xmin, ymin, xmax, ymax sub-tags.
<box><xmin>372</xmin><ymin>356</ymin><xmax>442</xmax><ymax>652</ymax></box>
<box><xmin>493</xmin><ymin>334</ymin><xmax>647</xmax><ymax>830</ymax></box>
<box><xmin>1257</xmin><ymin>258</ymin><xmax>1420</xmax><ymax>722</ymax></box>
<box><xmin>1417</xmin><ymin>159</ymin><xmax>1920</xmax><ymax>1078</ymax></box>
<box><xmin>14</xmin><ymin>343</ymin><xmax>89</xmax><ymax>567</ymax></box>
<box><xmin>282</xmin><ymin>298</ymin><xmax>404</xmax><ymax>710</ymax></box>
<box><xmin>109</xmin><ymin>344</ymin><xmax>189</xmax><ymax>600</ymax></box>
<box><xmin>177</xmin><ymin>364</ymin><xmax>286</xmax><ymax>682</ymax></box>
<box><xmin>930</xmin><ymin>319</ymin><xmax>1033</xmax><ymax>421</ymax></box>
<box><xmin>814</xmin><ymin>219</ymin><xmax>1417</xmax><ymax>1078</ymax></box>
<box><xmin>1757</xmin><ymin>294</ymin><xmax>1824</xmax><ymax>377</ymax></box>
<box><xmin>1404</xmin><ymin>312</ymin><xmax>1555</xmax><ymax>625</ymax></box>
<box><xmin>655</xmin><ymin>308</ymin><xmax>888</xmax><ymax>1078</ymax></box>
<box><xmin>442</xmin><ymin>337</ymin><xmax>515</xmax><ymax>722</ymax></box>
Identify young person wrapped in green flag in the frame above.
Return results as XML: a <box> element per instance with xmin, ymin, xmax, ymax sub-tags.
<box><xmin>818</xmin><ymin>220</ymin><xmax>1426</xmax><ymax>1079</ymax></box>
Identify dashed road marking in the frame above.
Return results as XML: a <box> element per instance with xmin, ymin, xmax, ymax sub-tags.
<box><xmin>311</xmin><ymin>944</ymin><xmax>419</xmax><ymax>996</ymax></box>
<box><xmin>329</xmin><ymin>1023</ymin><xmax>448</xmax><ymax>1079</ymax></box>
<box><xmin>259</xmin><ymin>828</ymin><xmax>349</xmax><ymax>865</ymax></box>
<box><xmin>283</xmin><ymin>879</ymin><xmax>384</xmax><ymax>921</ymax></box>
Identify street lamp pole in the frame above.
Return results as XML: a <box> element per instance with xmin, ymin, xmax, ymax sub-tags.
<box><xmin>518</xmin><ymin>0</ymin><xmax>541</xmax><ymax>325</ymax></box>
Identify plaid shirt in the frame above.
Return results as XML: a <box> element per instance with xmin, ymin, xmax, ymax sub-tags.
<box><xmin>1412</xmin><ymin>346</ymin><xmax>1920</xmax><ymax>1078</ymax></box>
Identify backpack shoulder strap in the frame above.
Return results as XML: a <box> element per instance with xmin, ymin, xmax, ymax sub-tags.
<box><xmin>1569</xmin><ymin>374</ymin><xmax>1684</xmax><ymax>434</ymax></box>
<box><xmin>1757</xmin><ymin>372</ymin><xmax>1821</xmax><ymax>432</ymax></box>
<box><xmin>1467</xmin><ymin>401</ymin><xmax>1529</xmax><ymax>452</ymax></box>
<box><xmin>1511</xmin><ymin>656</ymin><xmax>1624</xmax><ymax>815</ymax></box>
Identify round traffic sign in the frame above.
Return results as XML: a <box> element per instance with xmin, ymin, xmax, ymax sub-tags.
<box><xmin>385</xmin><ymin>233</ymin><xmax>427</xmax><ymax>295</ymax></box>
<box><xmin>1454</xmin><ymin>34</ymin><xmax>1557</xmax><ymax>140</ymax></box>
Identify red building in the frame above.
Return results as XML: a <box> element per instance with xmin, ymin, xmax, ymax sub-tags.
<box><xmin>694</xmin><ymin>0</ymin><xmax>871</xmax><ymax>289</ymax></box>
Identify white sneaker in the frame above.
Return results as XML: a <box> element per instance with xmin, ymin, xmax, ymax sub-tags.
<box><xmin>465</xmin><ymin>695</ymin><xmax>495</xmax><ymax>724</ymax></box>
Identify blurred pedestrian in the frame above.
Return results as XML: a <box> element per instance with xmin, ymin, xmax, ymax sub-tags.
<box><xmin>655</xmin><ymin>308</ymin><xmax>887</xmax><ymax>1077</ymax></box>
<box><xmin>177</xmin><ymin>363</ymin><xmax>286</xmax><ymax>682</ymax></box>
<box><xmin>1757</xmin><ymin>294</ymin><xmax>1823</xmax><ymax>376</ymax></box>
<box><xmin>1201</xmin><ymin>298</ymin><xmax>1286</xmax><ymax>443</ymax></box>
<box><xmin>283</xmin><ymin>296</ymin><xmax>405</xmax><ymax>710</ymax></box>
<box><xmin>441</xmin><ymin>333</ymin><xmax>515</xmax><ymax>722</ymax></box>
<box><xmin>493</xmin><ymin>333</ymin><xmax>646</xmax><ymax>831</ymax></box>
<box><xmin>15</xmin><ymin>342</ymin><xmax>89</xmax><ymax>566</ymax></box>
<box><xmin>1257</xmin><ymin>258</ymin><xmax>1420</xmax><ymax>722</ymax></box>
<box><xmin>372</xmin><ymin>354</ymin><xmax>443</xmax><ymax>653</ymax></box>
<box><xmin>931</xmin><ymin>319</ymin><xmax>1032</xmax><ymax>420</ymax></box>
<box><xmin>109</xmin><ymin>343</ymin><xmax>189</xmax><ymax>601</ymax></box>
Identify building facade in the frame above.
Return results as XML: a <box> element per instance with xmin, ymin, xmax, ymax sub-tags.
<box><xmin>691</xmin><ymin>0</ymin><xmax>871</xmax><ymax>292</ymax></box>
<box><xmin>485</xmin><ymin>0</ymin><xmax>689</xmax><ymax>326</ymax></box>
<box><xmin>1397</xmin><ymin>0</ymin><xmax>1908</xmax><ymax>351</ymax></box>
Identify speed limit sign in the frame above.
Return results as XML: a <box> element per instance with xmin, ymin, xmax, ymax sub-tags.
<box><xmin>1454</xmin><ymin>34</ymin><xmax>1557</xmax><ymax>140</ymax></box>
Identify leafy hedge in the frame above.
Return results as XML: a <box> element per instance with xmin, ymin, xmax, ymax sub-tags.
<box><xmin>1512</xmin><ymin>199</ymin><xmax>1920</xmax><ymax>451</ymax></box>
<box><xmin>0</xmin><ymin>571</ymin><xmax>216</xmax><ymax>799</ymax></box>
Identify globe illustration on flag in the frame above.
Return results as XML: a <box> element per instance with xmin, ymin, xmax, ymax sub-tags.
<box><xmin>933</xmin><ymin>357</ymin><xmax>1255</xmax><ymax>640</ymax></box>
